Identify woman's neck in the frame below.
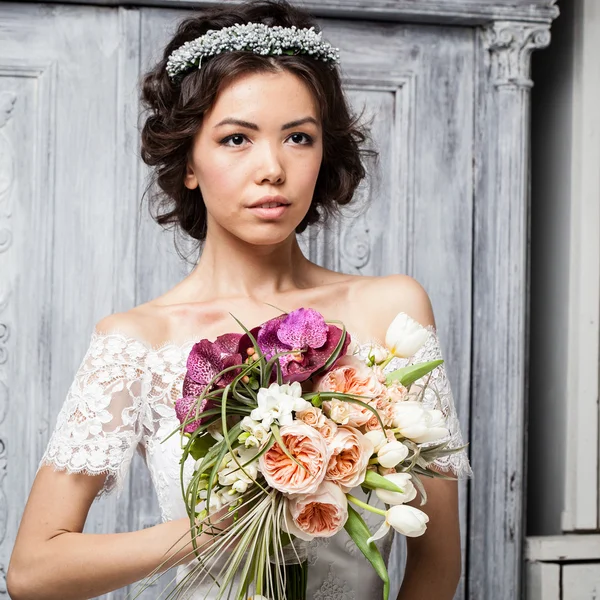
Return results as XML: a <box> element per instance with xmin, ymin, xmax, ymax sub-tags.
<box><xmin>183</xmin><ymin>230</ymin><xmax>315</xmax><ymax>302</ymax></box>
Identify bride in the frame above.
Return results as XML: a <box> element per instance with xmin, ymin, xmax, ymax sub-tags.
<box><xmin>7</xmin><ymin>1</ymin><xmax>470</xmax><ymax>598</ymax></box>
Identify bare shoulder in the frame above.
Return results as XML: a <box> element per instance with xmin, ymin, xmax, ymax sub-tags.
<box><xmin>351</xmin><ymin>274</ymin><xmax>435</xmax><ymax>340</ymax></box>
<box><xmin>94</xmin><ymin>303</ymin><xmax>170</xmax><ymax>347</ymax></box>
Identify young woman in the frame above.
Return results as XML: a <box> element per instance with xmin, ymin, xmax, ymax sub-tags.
<box><xmin>8</xmin><ymin>1</ymin><xmax>470</xmax><ymax>598</ymax></box>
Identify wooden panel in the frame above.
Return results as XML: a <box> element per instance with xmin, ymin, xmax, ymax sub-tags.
<box><xmin>0</xmin><ymin>4</ymin><xmax>138</xmax><ymax>599</ymax></box>
<box><xmin>526</xmin><ymin>562</ymin><xmax>560</xmax><ymax>600</ymax></box>
<box><xmin>562</xmin><ymin>564</ymin><xmax>600</xmax><ymax>600</ymax></box>
<box><xmin>562</xmin><ymin>0</ymin><xmax>600</xmax><ymax>533</ymax></box>
<box><xmin>136</xmin><ymin>10</ymin><xmax>474</xmax><ymax>599</ymax></box>
<box><xmin>28</xmin><ymin>0</ymin><xmax>560</xmax><ymax>26</ymax></box>
<box><xmin>469</xmin><ymin>19</ymin><xmax>552</xmax><ymax>600</ymax></box>
<box><xmin>0</xmin><ymin>57</ymin><xmax>58</xmax><ymax>598</ymax></box>
<box><xmin>526</xmin><ymin>535</ymin><xmax>600</xmax><ymax>562</ymax></box>
<box><xmin>136</xmin><ymin>7</ymin><xmax>197</xmax><ymax>307</ymax></box>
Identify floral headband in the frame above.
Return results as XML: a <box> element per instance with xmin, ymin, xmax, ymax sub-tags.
<box><xmin>166</xmin><ymin>22</ymin><xmax>340</xmax><ymax>83</ymax></box>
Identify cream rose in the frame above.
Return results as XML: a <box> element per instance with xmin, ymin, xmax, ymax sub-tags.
<box><xmin>317</xmin><ymin>355</ymin><xmax>387</xmax><ymax>427</ymax></box>
<box><xmin>325</xmin><ymin>426</ymin><xmax>374</xmax><ymax>492</ymax></box>
<box><xmin>296</xmin><ymin>405</ymin><xmax>326</xmax><ymax>428</ymax></box>
<box><xmin>317</xmin><ymin>418</ymin><xmax>338</xmax><ymax>441</ymax></box>
<box><xmin>285</xmin><ymin>480</ymin><xmax>348</xmax><ymax>539</ymax></box>
<box><xmin>259</xmin><ymin>421</ymin><xmax>329</xmax><ymax>496</ymax></box>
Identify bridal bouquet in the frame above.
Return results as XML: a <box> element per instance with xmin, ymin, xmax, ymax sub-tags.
<box><xmin>159</xmin><ymin>308</ymin><xmax>458</xmax><ymax>600</ymax></box>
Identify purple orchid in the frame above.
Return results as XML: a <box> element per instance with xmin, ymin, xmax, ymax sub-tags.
<box><xmin>175</xmin><ymin>334</ymin><xmax>243</xmax><ymax>433</ymax></box>
<box><xmin>239</xmin><ymin>308</ymin><xmax>351</xmax><ymax>383</ymax></box>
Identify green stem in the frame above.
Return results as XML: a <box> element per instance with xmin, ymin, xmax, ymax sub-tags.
<box><xmin>347</xmin><ymin>494</ymin><xmax>386</xmax><ymax>516</ymax></box>
<box><xmin>379</xmin><ymin>354</ymin><xmax>394</xmax><ymax>370</ymax></box>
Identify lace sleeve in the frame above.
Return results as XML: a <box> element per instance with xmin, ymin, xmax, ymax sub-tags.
<box><xmin>38</xmin><ymin>331</ymin><xmax>150</xmax><ymax>498</ymax></box>
<box><xmin>371</xmin><ymin>325</ymin><xmax>472</xmax><ymax>478</ymax></box>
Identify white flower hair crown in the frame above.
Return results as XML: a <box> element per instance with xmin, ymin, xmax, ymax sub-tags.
<box><xmin>166</xmin><ymin>22</ymin><xmax>340</xmax><ymax>83</ymax></box>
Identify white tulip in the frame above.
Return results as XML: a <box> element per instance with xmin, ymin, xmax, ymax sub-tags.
<box><xmin>393</xmin><ymin>401</ymin><xmax>449</xmax><ymax>443</ymax></box>
<box><xmin>375</xmin><ymin>473</ymin><xmax>417</xmax><ymax>505</ymax></box>
<box><xmin>364</xmin><ymin>429</ymin><xmax>386</xmax><ymax>453</ymax></box>
<box><xmin>367</xmin><ymin>505</ymin><xmax>429</xmax><ymax>544</ymax></box>
<box><xmin>377</xmin><ymin>440</ymin><xmax>409</xmax><ymax>468</ymax></box>
<box><xmin>384</xmin><ymin>312</ymin><xmax>429</xmax><ymax>358</ymax></box>
<box><xmin>387</xmin><ymin>505</ymin><xmax>429</xmax><ymax>536</ymax></box>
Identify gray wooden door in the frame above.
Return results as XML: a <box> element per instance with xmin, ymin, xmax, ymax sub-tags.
<box><xmin>1</xmin><ymin>2</ymin><xmax>533</xmax><ymax>599</ymax></box>
<box><xmin>136</xmin><ymin>10</ymin><xmax>474</xmax><ymax>599</ymax></box>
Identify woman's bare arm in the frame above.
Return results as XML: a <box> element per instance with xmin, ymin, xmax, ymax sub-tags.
<box><xmin>397</xmin><ymin>477</ymin><xmax>461</xmax><ymax>600</ymax></box>
<box><xmin>7</xmin><ymin>465</ymin><xmax>206</xmax><ymax>600</ymax></box>
<box><xmin>361</xmin><ymin>274</ymin><xmax>462</xmax><ymax>599</ymax></box>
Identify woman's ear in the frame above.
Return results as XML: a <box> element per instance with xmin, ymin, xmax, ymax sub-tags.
<box><xmin>184</xmin><ymin>162</ymin><xmax>199</xmax><ymax>189</ymax></box>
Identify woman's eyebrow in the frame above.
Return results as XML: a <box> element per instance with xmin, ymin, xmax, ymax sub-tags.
<box><xmin>213</xmin><ymin>116</ymin><xmax>319</xmax><ymax>130</ymax></box>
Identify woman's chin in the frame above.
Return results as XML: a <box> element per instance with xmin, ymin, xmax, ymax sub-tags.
<box><xmin>240</xmin><ymin>226</ymin><xmax>298</xmax><ymax>247</ymax></box>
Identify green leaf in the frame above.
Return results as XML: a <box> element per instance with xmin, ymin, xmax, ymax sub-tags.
<box><xmin>362</xmin><ymin>470</ymin><xmax>404</xmax><ymax>493</ymax></box>
<box><xmin>385</xmin><ymin>359</ymin><xmax>443</xmax><ymax>386</ymax></box>
<box><xmin>311</xmin><ymin>393</ymin><xmax>322</xmax><ymax>408</ymax></box>
<box><xmin>189</xmin><ymin>433</ymin><xmax>217</xmax><ymax>461</ymax></box>
<box><xmin>344</xmin><ymin>505</ymin><xmax>390</xmax><ymax>600</ymax></box>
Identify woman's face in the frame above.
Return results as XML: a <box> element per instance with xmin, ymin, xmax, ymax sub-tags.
<box><xmin>184</xmin><ymin>69</ymin><xmax>323</xmax><ymax>246</ymax></box>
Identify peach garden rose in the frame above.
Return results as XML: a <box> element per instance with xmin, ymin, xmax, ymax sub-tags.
<box><xmin>285</xmin><ymin>480</ymin><xmax>348</xmax><ymax>540</ymax></box>
<box><xmin>259</xmin><ymin>421</ymin><xmax>329</xmax><ymax>496</ymax></box>
<box><xmin>326</xmin><ymin>425</ymin><xmax>374</xmax><ymax>492</ymax></box>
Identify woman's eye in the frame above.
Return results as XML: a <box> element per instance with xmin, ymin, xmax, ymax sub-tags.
<box><xmin>220</xmin><ymin>134</ymin><xmax>247</xmax><ymax>147</ymax></box>
<box><xmin>219</xmin><ymin>132</ymin><xmax>314</xmax><ymax>147</ymax></box>
<box><xmin>289</xmin><ymin>132</ymin><xmax>313</xmax><ymax>145</ymax></box>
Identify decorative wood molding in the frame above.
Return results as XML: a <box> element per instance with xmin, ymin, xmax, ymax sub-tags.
<box><xmin>0</xmin><ymin>59</ymin><xmax>57</xmax><ymax>597</ymax></box>
<box><xmin>484</xmin><ymin>21</ymin><xmax>552</xmax><ymax>87</ymax></box>
<box><xmin>0</xmin><ymin>89</ymin><xmax>15</xmax><ymax>599</ymax></box>
<box><xmin>21</xmin><ymin>0</ymin><xmax>560</xmax><ymax>25</ymax></box>
<box><xmin>302</xmin><ymin>71</ymin><xmax>415</xmax><ymax>276</ymax></box>
<box><xmin>469</xmin><ymin>18</ymin><xmax>552</xmax><ymax>600</ymax></box>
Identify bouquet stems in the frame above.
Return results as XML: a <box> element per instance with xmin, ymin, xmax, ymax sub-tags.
<box><xmin>266</xmin><ymin>539</ymin><xmax>309</xmax><ymax>600</ymax></box>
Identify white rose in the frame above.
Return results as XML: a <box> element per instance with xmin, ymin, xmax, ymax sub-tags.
<box><xmin>327</xmin><ymin>399</ymin><xmax>351</xmax><ymax>425</ymax></box>
<box><xmin>385</xmin><ymin>313</ymin><xmax>429</xmax><ymax>358</ymax></box>
<box><xmin>368</xmin><ymin>344</ymin><xmax>389</xmax><ymax>364</ymax></box>
<box><xmin>377</xmin><ymin>440</ymin><xmax>409</xmax><ymax>468</ymax></box>
<box><xmin>375</xmin><ymin>473</ymin><xmax>417</xmax><ymax>505</ymax></box>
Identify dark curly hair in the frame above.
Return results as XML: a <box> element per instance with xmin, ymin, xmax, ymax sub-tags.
<box><xmin>139</xmin><ymin>0</ymin><xmax>377</xmax><ymax>257</ymax></box>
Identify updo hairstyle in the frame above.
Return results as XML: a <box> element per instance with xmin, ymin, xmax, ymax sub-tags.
<box><xmin>139</xmin><ymin>0</ymin><xmax>376</xmax><ymax>255</ymax></box>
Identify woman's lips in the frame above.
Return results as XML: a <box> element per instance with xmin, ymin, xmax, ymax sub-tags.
<box><xmin>248</xmin><ymin>204</ymin><xmax>290</xmax><ymax>219</ymax></box>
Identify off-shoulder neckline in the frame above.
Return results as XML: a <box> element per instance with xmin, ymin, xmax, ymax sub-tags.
<box><xmin>91</xmin><ymin>313</ymin><xmax>437</xmax><ymax>354</ymax></box>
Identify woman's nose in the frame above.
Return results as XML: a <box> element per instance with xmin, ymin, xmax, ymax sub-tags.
<box><xmin>255</xmin><ymin>142</ymin><xmax>285</xmax><ymax>185</ymax></box>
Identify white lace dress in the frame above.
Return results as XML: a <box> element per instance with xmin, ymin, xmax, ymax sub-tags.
<box><xmin>38</xmin><ymin>324</ymin><xmax>472</xmax><ymax>599</ymax></box>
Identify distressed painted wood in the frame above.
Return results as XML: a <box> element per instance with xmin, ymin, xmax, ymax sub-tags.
<box><xmin>526</xmin><ymin>535</ymin><xmax>600</xmax><ymax>561</ymax></box>
<box><xmin>26</xmin><ymin>0</ymin><xmax>560</xmax><ymax>25</ymax></box>
<box><xmin>562</xmin><ymin>0</ymin><xmax>600</xmax><ymax>533</ymax></box>
<box><xmin>0</xmin><ymin>1</ymin><xmax>558</xmax><ymax>600</ymax></box>
<box><xmin>526</xmin><ymin>562</ymin><xmax>560</xmax><ymax>600</ymax></box>
<box><xmin>469</xmin><ymin>19</ymin><xmax>552</xmax><ymax>600</ymax></box>
<box><xmin>135</xmin><ymin>10</ymin><xmax>475</xmax><ymax>598</ymax></box>
<box><xmin>562</xmin><ymin>564</ymin><xmax>600</xmax><ymax>599</ymax></box>
<box><xmin>0</xmin><ymin>4</ymin><xmax>135</xmax><ymax>599</ymax></box>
